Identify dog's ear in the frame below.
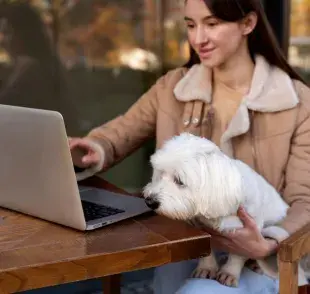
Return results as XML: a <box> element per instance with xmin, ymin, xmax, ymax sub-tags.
<box><xmin>197</xmin><ymin>153</ymin><xmax>244</xmax><ymax>218</ymax></box>
<box><xmin>177</xmin><ymin>133</ymin><xmax>220</xmax><ymax>155</ymax></box>
<box><xmin>201</xmin><ymin>141</ymin><xmax>220</xmax><ymax>155</ymax></box>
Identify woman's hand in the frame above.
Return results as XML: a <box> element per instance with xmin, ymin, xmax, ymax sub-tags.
<box><xmin>68</xmin><ymin>137</ymin><xmax>102</xmax><ymax>169</ymax></box>
<box><xmin>206</xmin><ymin>207</ymin><xmax>279</xmax><ymax>259</ymax></box>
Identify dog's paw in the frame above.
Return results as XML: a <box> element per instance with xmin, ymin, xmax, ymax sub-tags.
<box><xmin>192</xmin><ymin>253</ymin><xmax>219</xmax><ymax>280</ymax></box>
<box><xmin>191</xmin><ymin>266</ymin><xmax>218</xmax><ymax>279</ymax></box>
<box><xmin>216</xmin><ymin>270</ymin><xmax>239</xmax><ymax>287</ymax></box>
<box><xmin>218</xmin><ymin>216</ymin><xmax>243</xmax><ymax>233</ymax></box>
<box><xmin>246</xmin><ymin>260</ymin><xmax>264</xmax><ymax>275</ymax></box>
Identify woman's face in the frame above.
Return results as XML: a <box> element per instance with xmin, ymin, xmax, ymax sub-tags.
<box><xmin>184</xmin><ymin>0</ymin><xmax>255</xmax><ymax>68</ymax></box>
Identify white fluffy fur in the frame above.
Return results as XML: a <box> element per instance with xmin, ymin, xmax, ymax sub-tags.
<box><xmin>143</xmin><ymin>133</ymin><xmax>308</xmax><ymax>287</ymax></box>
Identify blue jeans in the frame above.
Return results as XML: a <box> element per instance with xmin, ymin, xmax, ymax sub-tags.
<box><xmin>153</xmin><ymin>259</ymin><xmax>279</xmax><ymax>294</ymax></box>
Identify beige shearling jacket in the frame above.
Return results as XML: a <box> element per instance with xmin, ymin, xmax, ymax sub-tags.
<box><xmin>77</xmin><ymin>55</ymin><xmax>310</xmax><ymax>246</ymax></box>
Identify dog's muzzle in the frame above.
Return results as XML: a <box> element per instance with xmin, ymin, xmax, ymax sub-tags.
<box><xmin>145</xmin><ymin>196</ymin><xmax>160</xmax><ymax>210</ymax></box>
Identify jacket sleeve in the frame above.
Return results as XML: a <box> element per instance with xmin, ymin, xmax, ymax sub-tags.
<box><xmin>281</xmin><ymin>109</ymin><xmax>310</xmax><ymax>234</ymax></box>
<box><xmin>262</xmin><ymin>104</ymin><xmax>310</xmax><ymax>242</ymax></box>
<box><xmin>75</xmin><ymin>75</ymin><xmax>164</xmax><ymax>181</ymax></box>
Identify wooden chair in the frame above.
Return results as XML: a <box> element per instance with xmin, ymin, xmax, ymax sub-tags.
<box><xmin>279</xmin><ymin>223</ymin><xmax>310</xmax><ymax>294</ymax></box>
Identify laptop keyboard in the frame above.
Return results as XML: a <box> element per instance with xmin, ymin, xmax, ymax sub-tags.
<box><xmin>81</xmin><ymin>200</ymin><xmax>125</xmax><ymax>222</ymax></box>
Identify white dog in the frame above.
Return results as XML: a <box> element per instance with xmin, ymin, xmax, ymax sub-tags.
<box><xmin>143</xmin><ymin>133</ymin><xmax>295</xmax><ymax>287</ymax></box>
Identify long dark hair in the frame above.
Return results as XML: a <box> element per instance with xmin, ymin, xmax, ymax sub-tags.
<box><xmin>184</xmin><ymin>0</ymin><xmax>304</xmax><ymax>83</ymax></box>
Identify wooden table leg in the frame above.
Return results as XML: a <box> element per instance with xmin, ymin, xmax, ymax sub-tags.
<box><xmin>103</xmin><ymin>274</ymin><xmax>121</xmax><ymax>294</ymax></box>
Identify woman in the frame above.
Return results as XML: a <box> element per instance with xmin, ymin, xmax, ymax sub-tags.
<box><xmin>70</xmin><ymin>0</ymin><xmax>310</xmax><ymax>293</ymax></box>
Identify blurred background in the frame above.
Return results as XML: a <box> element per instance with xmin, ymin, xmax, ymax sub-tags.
<box><xmin>0</xmin><ymin>0</ymin><xmax>309</xmax><ymax>193</ymax></box>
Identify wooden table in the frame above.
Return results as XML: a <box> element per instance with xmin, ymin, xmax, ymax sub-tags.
<box><xmin>0</xmin><ymin>177</ymin><xmax>210</xmax><ymax>293</ymax></box>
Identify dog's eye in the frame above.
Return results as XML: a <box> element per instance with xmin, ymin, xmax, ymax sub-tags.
<box><xmin>174</xmin><ymin>176</ymin><xmax>185</xmax><ymax>187</ymax></box>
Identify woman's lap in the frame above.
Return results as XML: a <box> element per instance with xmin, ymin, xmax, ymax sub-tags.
<box><xmin>153</xmin><ymin>259</ymin><xmax>279</xmax><ymax>294</ymax></box>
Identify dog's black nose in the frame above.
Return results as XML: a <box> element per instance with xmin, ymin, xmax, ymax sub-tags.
<box><xmin>145</xmin><ymin>196</ymin><xmax>160</xmax><ymax>210</ymax></box>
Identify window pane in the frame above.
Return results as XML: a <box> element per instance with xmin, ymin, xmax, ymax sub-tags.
<box><xmin>289</xmin><ymin>0</ymin><xmax>310</xmax><ymax>83</ymax></box>
<box><xmin>0</xmin><ymin>0</ymin><xmax>80</xmax><ymax>136</ymax></box>
<box><xmin>0</xmin><ymin>1</ymin><xmax>190</xmax><ymax>192</ymax></box>
<box><xmin>57</xmin><ymin>0</ymin><xmax>166</xmax><ymax>191</ymax></box>
<box><xmin>0</xmin><ymin>1</ymin><xmax>167</xmax><ymax>192</ymax></box>
<box><xmin>163</xmin><ymin>0</ymin><xmax>189</xmax><ymax>70</ymax></box>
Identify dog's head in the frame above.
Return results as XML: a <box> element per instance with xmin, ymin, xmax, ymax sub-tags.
<box><xmin>143</xmin><ymin>133</ymin><xmax>244</xmax><ymax>221</ymax></box>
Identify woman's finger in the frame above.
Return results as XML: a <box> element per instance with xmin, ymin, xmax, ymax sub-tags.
<box><xmin>237</xmin><ymin>206</ymin><xmax>257</xmax><ymax>230</ymax></box>
<box><xmin>69</xmin><ymin>139</ymin><xmax>93</xmax><ymax>152</ymax></box>
<box><xmin>82</xmin><ymin>153</ymin><xmax>100</xmax><ymax>165</ymax></box>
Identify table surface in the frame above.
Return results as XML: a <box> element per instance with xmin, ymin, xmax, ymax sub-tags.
<box><xmin>0</xmin><ymin>177</ymin><xmax>210</xmax><ymax>293</ymax></box>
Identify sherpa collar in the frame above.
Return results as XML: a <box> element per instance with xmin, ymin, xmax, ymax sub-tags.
<box><xmin>173</xmin><ymin>55</ymin><xmax>299</xmax><ymax>156</ymax></box>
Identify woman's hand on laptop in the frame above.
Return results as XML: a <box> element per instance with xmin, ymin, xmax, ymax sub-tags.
<box><xmin>68</xmin><ymin>137</ymin><xmax>102</xmax><ymax>169</ymax></box>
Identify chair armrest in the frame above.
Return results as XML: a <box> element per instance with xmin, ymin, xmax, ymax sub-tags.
<box><xmin>279</xmin><ymin>223</ymin><xmax>310</xmax><ymax>262</ymax></box>
<box><xmin>278</xmin><ymin>223</ymin><xmax>310</xmax><ymax>294</ymax></box>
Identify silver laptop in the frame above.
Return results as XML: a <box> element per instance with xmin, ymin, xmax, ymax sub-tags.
<box><xmin>0</xmin><ymin>105</ymin><xmax>151</xmax><ymax>230</ymax></box>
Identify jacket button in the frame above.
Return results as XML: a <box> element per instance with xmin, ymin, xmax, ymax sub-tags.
<box><xmin>192</xmin><ymin>118</ymin><xmax>199</xmax><ymax>125</ymax></box>
<box><xmin>183</xmin><ymin>120</ymin><xmax>190</xmax><ymax>126</ymax></box>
